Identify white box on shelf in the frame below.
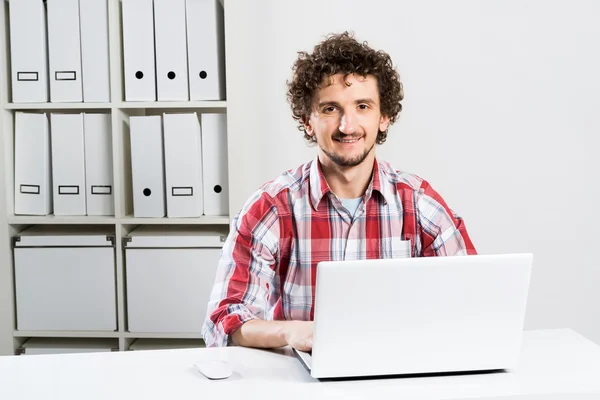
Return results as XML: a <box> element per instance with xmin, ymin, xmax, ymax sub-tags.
<box><xmin>129</xmin><ymin>115</ymin><xmax>166</xmax><ymax>217</ymax></box>
<box><xmin>14</xmin><ymin>112</ymin><xmax>52</xmax><ymax>216</ymax></box>
<box><xmin>19</xmin><ymin>338</ymin><xmax>118</xmax><ymax>355</ymax></box>
<box><xmin>8</xmin><ymin>0</ymin><xmax>49</xmax><ymax>103</ymax></box>
<box><xmin>124</xmin><ymin>225</ymin><xmax>227</xmax><ymax>334</ymax></box>
<box><xmin>79</xmin><ymin>0</ymin><xmax>111</xmax><ymax>102</ymax></box>
<box><xmin>83</xmin><ymin>113</ymin><xmax>114</xmax><ymax>216</ymax></box>
<box><xmin>128</xmin><ymin>339</ymin><xmax>205</xmax><ymax>351</ymax></box>
<box><xmin>122</xmin><ymin>0</ymin><xmax>157</xmax><ymax>101</ymax></box>
<box><xmin>46</xmin><ymin>0</ymin><xmax>83</xmax><ymax>102</ymax></box>
<box><xmin>154</xmin><ymin>0</ymin><xmax>189</xmax><ymax>101</ymax></box>
<box><xmin>201</xmin><ymin>113</ymin><xmax>228</xmax><ymax>216</ymax></box>
<box><xmin>163</xmin><ymin>113</ymin><xmax>203</xmax><ymax>217</ymax></box>
<box><xmin>185</xmin><ymin>0</ymin><xmax>226</xmax><ymax>101</ymax></box>
<box><xmin>12</xmin><ymin>226</ymin><xmax>117</xmax><ymax>332</ymax></box>
<box><xmin>50</xmin><ymin>113</ymin><xmax>87</xmax><ymax>216</ymax></box>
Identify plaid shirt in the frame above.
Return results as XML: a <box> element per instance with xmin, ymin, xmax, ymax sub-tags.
<box><xmin>202</xmin><ymin>157</ymin><xmax>477</xmax><ymax>347</ymax></box>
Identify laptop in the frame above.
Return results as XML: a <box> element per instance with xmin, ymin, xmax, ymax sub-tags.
<box><xmin>294</xmin><ymin>253</ymin><xmax>533</xmax><ymax>379</ymax></box>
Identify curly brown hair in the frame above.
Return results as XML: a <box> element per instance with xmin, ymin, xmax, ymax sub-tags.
<box><xmin>286</xmin><ymin>31</ymin><xmax>404</xmax><ymax>145</ymax></box>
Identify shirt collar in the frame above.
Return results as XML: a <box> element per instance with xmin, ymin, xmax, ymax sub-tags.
<box><xmin>308</xmin><ymin>156</ymin><xmax>393</xmax><ymax>211</ymax></box>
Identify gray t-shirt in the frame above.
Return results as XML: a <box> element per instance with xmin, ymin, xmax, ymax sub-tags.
<box><xmin>341</xmin><ymin>197</ymin><xmax>362</xmax><ymax>218</ymax></box>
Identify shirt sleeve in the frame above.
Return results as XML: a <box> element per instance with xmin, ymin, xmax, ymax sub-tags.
<box><xmin>415</xmin><ymin>180</ymin><xmax>477</xmax><ymax>256</ymax></box>
<box><xmin>201</xmin><ymin>191</ymin><xmax>280</xmax><ymax>347</ymax></box>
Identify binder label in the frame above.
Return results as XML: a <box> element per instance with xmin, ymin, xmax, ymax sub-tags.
<box><xmin>20</xmin><ymin>184</ymin><xmax>40</xmax><ymax>194</ymax></box>
<box><xmin>17</xmin><ymin>72</ymin><xmax>39</xmax><ymax>81</ymax></box>
<box><xmin>58</xmin><ymin>185</ymin><xmax>80</xmax><ymax>195</ymax></box>
<box><xmin>55</xmin><ymin>71</ymin><xmax>77</xmax><ymax>81</ymax></box>
<box><xmin>172</xmin><ymin>187</ymin><xmax>193</xmax><ymax>196</ymax></box>
<box><xmin>91</xmin><ymin>185</ymin><xmax>112</xmax><ymax>195</ymax></box>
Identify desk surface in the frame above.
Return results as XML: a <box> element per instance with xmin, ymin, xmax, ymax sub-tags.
<box><xmin>1</xmin><ymin>329</ymin><xmax>600</xmax><ymax>400</ymax></box>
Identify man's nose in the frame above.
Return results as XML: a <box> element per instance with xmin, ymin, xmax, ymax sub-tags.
<box><xmin>339</xmin><ymin>111</ymin><xmax>358</xmax><ymax>134</ymax></box>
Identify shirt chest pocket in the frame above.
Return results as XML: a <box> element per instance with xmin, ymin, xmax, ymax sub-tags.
<box><xmin>380</xmin><ymin>237</ymin><xmax>411</xmax><ymax>259</ymax></box>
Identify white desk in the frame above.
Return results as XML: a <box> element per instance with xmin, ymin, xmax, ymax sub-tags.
<box><xmin>1</xmin><ymin>329</ymin><xmax>599</xmax><ymax>400</ymax></box>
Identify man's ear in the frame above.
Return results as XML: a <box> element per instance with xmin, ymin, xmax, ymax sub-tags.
<box><xmin>303</xmin><ymin>117</ymin><xmax>314</xmax><ymax>136</ymax></box>
<box><xmin>379</xmin><ymin>114</ymin><xmax>391</xmax><ymax>133</ymax></box>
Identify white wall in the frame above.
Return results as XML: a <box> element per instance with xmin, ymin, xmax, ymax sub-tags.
<box><xmin>225</xmin><ymin>0</ymin><xmax>600</xmax><ymax>343</ymax></box>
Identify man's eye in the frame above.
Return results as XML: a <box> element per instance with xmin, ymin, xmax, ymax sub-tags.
<box><xmin>358</xmin><ymin>104</ymin><xmax>369</xmax><ymax>110</ymax></box>
<box><xmin>324</xmin><ymin>106</ymin><xmax>337</xmax><ymax>113</ymax></box>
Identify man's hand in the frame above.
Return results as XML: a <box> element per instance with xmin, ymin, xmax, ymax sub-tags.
<box><xmin>282</xmin><ymin>321</ymin><xmax>314</xmax><ymax>351</ymax></box>
<box><xmin>230</xmin><ymin>320</ymin><xmax>314</xmax><ymax>350</ymax></box>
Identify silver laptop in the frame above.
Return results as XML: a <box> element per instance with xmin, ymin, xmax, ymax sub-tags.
<box><xmin>294</xmin><ymin>253</ymin><xmax>533</xmax><ymax>379</ymax></box>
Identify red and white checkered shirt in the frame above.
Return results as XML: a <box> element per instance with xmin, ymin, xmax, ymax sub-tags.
<box><xmin>202</xmin><ymin>157</ymin><xmax>477</xmax><ymax>347</ymax></box>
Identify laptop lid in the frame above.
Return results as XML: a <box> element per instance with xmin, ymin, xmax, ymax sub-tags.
<box><xmin>308</xmin><ymin>253</ymin><xmax>533</xmax><ymax>379</ymax></box>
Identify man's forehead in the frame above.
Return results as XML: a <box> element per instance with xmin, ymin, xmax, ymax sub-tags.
<box><xmin>313</xmin><ymin>73</ymin><xmax>379</xmax><ymax>106</ymax></box>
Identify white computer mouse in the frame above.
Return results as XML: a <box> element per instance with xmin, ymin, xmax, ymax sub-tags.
<box><xmin>193</xmin><ymin>360</ymin><xmax>233</xmax><ymax>380</ymax></box>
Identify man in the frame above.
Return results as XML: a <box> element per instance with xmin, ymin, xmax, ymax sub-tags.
<box><xmin>202</xmin><ymin>32</ymin><xmax>477</xmax><ymax>350</ymax></box>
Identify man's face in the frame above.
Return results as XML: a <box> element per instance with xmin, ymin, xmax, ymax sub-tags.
<box><xmin>305</xmin><ymin>73</ymin><xmax>390</xmax><ymax>168</ymax></box>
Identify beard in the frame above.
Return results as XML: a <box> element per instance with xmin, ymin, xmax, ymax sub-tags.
<box><xmin>320</xmin><ymin>133</ymin><xmax>375</xmax><ymax>167</ymax></box>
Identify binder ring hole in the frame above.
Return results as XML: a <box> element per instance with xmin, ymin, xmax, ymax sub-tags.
<box><xmin>143</xmin><ymin>188</ymin><xmax>152</xmax><ymax>196</ymax></box>
<box><xmin>168</xmin><ymin>71</ymin><xmax>176</xmax><ymax>80</ymax></box>
<box><xmin>199</xmin><ymin>71</ymin><xmax>208</xmax><ymax>79</ymax></box>
<box><xmin>214</xmin><ymin>185</ymin><xmax>222</xmax><ymax>194</ymax></box>
<box><xmin>135</xmin><ymin>71</ymin><xmax>144</xmax><ymax>79</ymax></box>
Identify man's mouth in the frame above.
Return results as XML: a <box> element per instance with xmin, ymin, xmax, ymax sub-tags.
<box><xmin>334</xmin><ymin>136</ymin><xmax>362</xmax><ymax>143</ymax></box>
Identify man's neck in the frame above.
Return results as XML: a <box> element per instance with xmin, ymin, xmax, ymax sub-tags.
<box><xmin>318</xmin><ymin>152</ymin><xmax>375</xmax><ymax>199</ymax></box>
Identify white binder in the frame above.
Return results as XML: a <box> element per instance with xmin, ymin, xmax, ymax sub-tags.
<box><xmin>163</xmin><ymin>113</ymin><xmax>203</xmax><ymax>217</ymax></box>
<box><xmin>79</xmin><ymin>0</ymin><xmax>110</xmax><ymax>102</ymax></box>
<box><xmin>47</xmin><ymin>0</ymin><xmax>83</xmax><ymax>102</ymax></box>
<box><xmin>84</xmin><ymin>114</ymin><xmax>114</xmax><ymax>216</ymax></box>
<box><xmin>186</xmin><ymin>0</ymin><xmax>226</xmax><ymax>101</ymax></box>
<box><xmin>50</xmin><ymin>113</ymin><xmax>87</xmax><ymax>215</ymax></box>
<box><xmin>122</xmin><ymin>0</ymin><xmax>156</xmax><ymax>101</ymax></box>
<box><xmin>130</xmin><ymin>116</ymin><xmax>166</xmax><ymax>217</ymax></box>
<box><xmin>154</xmin><ymin>0</ymin><xmax>189</xmax><ymax>101</ymax></box>
<box><xmin>8</xmin><ymin>0</ymin><xmax>49</xmax><ymax>103</ymax></box>
<box><xmin>201</xmin><ymin>113</ymin><xmax>229</xmax><ymax>216</ymax></box>
<box><xmin>14</xmin><ymin>113</ymin><xmax>52</xmax><ymax>215</ymax></box>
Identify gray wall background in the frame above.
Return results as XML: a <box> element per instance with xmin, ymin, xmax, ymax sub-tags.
<box><xmin>224</xmin><ymin>0</ymin><xmax>600</xmax><ymax>343</ymax></box>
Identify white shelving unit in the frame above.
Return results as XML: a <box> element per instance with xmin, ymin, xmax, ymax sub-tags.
<box><xmin>0</xmin><ymin>0</ymin><xmax>233</xmax><ymax>355</ymax></box>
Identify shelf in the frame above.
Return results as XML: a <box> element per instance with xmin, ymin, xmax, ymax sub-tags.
<box><xmin>117</xmin><ymin>101</ymin><xmax>226</xmax><ymax>109</ymax></box>
<box><xmin>120</xmin><ymin>215</ymin><xmax>229</xmax><ymax>225</ymax></box>
<box><xmin>0</xmin><ymin>0</ymin><xmax>232</xmax><ymax>356</ymax></box>
<box><xmin>14</xmin><ymin>330</ymin><xmax>120</xmax><ymax>339</ymax></box>
<box><xmin>7</xmin><ymin>215</ymin><xmax>230</xmax><ymax>225</ymax></box>
<box><xmin>13</xmin><ymin>331</ymin><xmax>203</xmax><ymax>339</ymax></box>
<box><xmin>123</xmin><ymin>332</ymin><xmax>204</xmax><ymax>339</ymax></box>
<box><xmin>8</xmin><ymin>215</ymin><xmax>117</xmax><ymax>225</ymax></box>
<box><xmin>3</xmin><ymin>101</ymin><xmax>226</xmax><ymax>111</ymax></box>
<box><xmin>4</xmin><ymin>102</ymin><xmax>112</xmax><ymax>110</ymax></box>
